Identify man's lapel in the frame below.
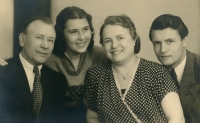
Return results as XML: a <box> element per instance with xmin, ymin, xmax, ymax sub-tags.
<box><xmin>179</xmin><ymin>50</ymin><xmax>200</xmax><ymax>109</ymax></box>
<box><xmin>39</xmin><ymin>65</ymin><xmax>54</xmax><ymax>115</ymax></box>
<box><xmin>13</xmin><ymin>58</ymin><xmax>34</xmax><ymax>116</ymax></box>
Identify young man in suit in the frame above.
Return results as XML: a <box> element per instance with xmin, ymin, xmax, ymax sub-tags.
<box><xmin>0</xmin><ymin>16</ymin><xmax>66</xmax><ymax>123</ymax></box>
<box><xmin>149</xmin><ymin>14</ymin><xmax>200</xmax><ymax>123</ymax></box>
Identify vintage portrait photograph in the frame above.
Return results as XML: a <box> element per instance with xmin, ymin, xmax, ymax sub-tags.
<box><xmin>0</xmin><ymin>0</ymin><xmax>200</xmax><ymax>123</ymax></box>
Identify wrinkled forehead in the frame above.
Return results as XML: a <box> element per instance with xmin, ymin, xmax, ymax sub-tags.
<box><xmin>26</xmin><ymin>20</ymin><xmax>56</xmax><ymax>38</ymax></box>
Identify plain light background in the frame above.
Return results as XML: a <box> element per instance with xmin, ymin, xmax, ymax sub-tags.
<box><xmin>51</xmin><ymin>0</ymin><xmax>200</xmax><ymax>63</ymax></box>
<box><xmin>0</xmin><ymin>0</ymin><xmax>13</xmax><ymax>59</ymax></box>
<box><xmin>0</xmin><ymin>0</ymin><xmax>200</xmax><ymax>63</ymax></box>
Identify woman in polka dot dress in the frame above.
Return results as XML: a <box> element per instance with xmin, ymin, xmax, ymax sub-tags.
<box><xmin>83</xmin><ymin>14</ymin><xmax>185</xmax><ymax>123</ymax></box>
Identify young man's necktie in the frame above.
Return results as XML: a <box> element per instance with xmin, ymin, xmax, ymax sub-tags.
<box><xmin>170</xmin><ymin>69</ymin><xmax>180</xmax><ymax>89</ymax></box>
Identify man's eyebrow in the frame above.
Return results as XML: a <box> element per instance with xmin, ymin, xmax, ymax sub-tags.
<box><xmin>35</xmin><ymin>34</ymin><xmax>44</xmax><ymax>36</ymax></box>
<box><xmin>165</xmin><ymin>38</ymin><xmax>174</xmax><ymax>41</ymax></box>
<box><xmin>48</xmin><ymin>37</ymin><xmax>55</xmax><ymax>39</ymax></box>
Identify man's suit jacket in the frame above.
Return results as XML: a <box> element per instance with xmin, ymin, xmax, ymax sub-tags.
<box><xmin>179</xmin><ymin>50</ymin><xmax>200</xmax><ymax>123</ymax></box>
<box><xmin>0</xmin><ymin>56</ymin><xmax>66</xmax><ymax>123</ymax></box>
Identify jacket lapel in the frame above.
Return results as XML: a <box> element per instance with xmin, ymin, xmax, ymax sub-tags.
<box><xmin>179</xmin><ymin>50</ymin><xmax>200</xmax><ymax>112</ymax></box>
<box><xmin>13</xmin><ymin>58</ymin><xmax>34</xmax><ymax>118</ymax></box>
<box><xmin>38</xmin><ymin>65</ymin><xmax>54</xmax><ymax>119</ymax></box>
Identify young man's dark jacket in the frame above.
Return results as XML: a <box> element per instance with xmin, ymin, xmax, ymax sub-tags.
<box><xmin>179</xmin><ymin>50</ymin><xmax>200</xmax><ymax>123</ymax></box>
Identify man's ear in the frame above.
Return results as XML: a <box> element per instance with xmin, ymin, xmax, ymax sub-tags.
<box><xmin>182</xmin><ymin>36</ymin><xmax>188</xmax><ymax>48</ymax></box>
<box><xmin>19</xmin><ymin>33</ymin><xmax>25</xmax><ymax>47</ymax></box>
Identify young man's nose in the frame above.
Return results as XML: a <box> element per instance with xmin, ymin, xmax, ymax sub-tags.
<box><xmin>161</xmin><ymin>43</ymin><xmax>167</xmax><ymax>53</ymax></box>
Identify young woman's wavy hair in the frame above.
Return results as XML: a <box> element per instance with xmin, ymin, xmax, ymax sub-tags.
<box><xmin>99</xmin><ymin>14</ymin><xmax>141</xmax><ymax>54</ymax></box>
<box><xmin>53</xmin><ymin>6</ymin><xmax>94</xmax><ymax>56</ymax></box>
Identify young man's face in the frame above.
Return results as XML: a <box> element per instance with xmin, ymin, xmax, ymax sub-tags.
<box><xmin>20</xmin><ymin>20</ymin><xmax>56</xmax><ymax>65</ymax></box>
<box><xmin>151</xmin><ymin>28</ymin><xmax>187</xmax><ymax>68</ymax></box>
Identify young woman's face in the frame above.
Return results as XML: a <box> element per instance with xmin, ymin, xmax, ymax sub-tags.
<box><xmin>102</xmin><ymin>25</ymin><xmax>136</xmax><ymax>64</ymax></box>
<box><xmin>63</xmin><ymin>18</ymin><xmax>91</xmax><ymax>55</ymax></box>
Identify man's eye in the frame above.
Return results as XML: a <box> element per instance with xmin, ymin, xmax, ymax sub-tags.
<box><xmin>166</xmin><ymin>40</ymin><xmax>173</xmax><ymax>44</ymax></box>
<box><xmin>153</xmin><ymin>42</ymin><xmax>160</xmax><ymax>45</ymax></box>
<box><xmin>37</xmin><ymin>37</ymin><xmax>43</xmax><ymax>40</ymax></box>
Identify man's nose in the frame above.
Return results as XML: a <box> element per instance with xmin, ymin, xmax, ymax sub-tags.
<box><xmin>161</xmin><ymin>43</ymin><xmax>167</xmax><ymax>53</ymax></box>
<box><xmin>41</xmin><ymin>39</ymin><xmax>48</xmax><ymax>49</ymax></box>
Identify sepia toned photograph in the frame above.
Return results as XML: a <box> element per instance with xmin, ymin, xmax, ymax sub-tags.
<box><xmin>0</xmin><ymin>0</ymin><xmax>200</xmax><ymax>122</ymax></box>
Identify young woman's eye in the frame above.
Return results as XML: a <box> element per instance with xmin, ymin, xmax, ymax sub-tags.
<box><xmin>48</xmin><ymin>39</ymin><xmax>54</xmax><ymax>43</ymax></box>
<box><xmin>69</xmin><ymin>31</ymin><xmax>77</xmax><ymax>34</ymax></box>
<box><xmin>85</xmin><ymin>27</ymin><xmax>90</xmax><ymax>31</ymax></box>
<box><xmin>83</xmin><ymin>27</ymin><xmax>90</xmax><ymax>32</ymax></box>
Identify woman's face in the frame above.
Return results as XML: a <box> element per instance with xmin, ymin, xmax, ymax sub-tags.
<box><xmin>102</xmin><ymin>25</ymin><xmax>136</xmax><ymax>64</ymax></box>
<box><xmin>63</xmin><ymin>18</ymin><xmax>91</xmax><ymax>55</ymax></box>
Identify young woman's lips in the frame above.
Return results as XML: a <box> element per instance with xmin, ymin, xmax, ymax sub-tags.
<box><xmin>112</xmin><ymin>50</ymin><xmax>123</xmax><ymax>55</ymax></box>
<box><xmin>77</xmin><ymin>41</ymin><xmax>87</xmax><ymax>47</ymax></box>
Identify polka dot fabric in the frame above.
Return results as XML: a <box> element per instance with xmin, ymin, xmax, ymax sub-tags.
<box><xmin>83</xmin><ymin>58</ymin><xmax>178</xmax><ymax>123</ymax></box>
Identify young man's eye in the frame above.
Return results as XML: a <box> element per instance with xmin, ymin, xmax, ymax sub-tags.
<box><xmin>153</xmin><ymin>42</ymin><xmax>160</xmax><ymax>45</ymax></box>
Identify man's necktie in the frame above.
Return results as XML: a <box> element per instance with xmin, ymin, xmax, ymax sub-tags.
<box><xmin>33</xmin><ymin>66</ymin><xmax>43</xmax><ymax>119</ymax></box>
<box><xmin>169</xmin><ymin>69</ymin><xmax>180</xmax><ymax>89</ymax></box>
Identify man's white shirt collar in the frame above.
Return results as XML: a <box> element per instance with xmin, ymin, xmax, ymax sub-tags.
<box><xmin>174</xmin><ymin>56</ymin><xmax>186</xmax><ymax>83</ymax></box>
<box><xmin>19</xmin><ymin>53</ymin><xmax>42</xmax><ymax>92</ymax></box>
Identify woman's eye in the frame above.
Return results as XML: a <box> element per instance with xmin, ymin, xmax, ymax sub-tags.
<box><xmin>69</xmin><ymin>31</ymin><xmax>77</xmax><ymax>34</ymax></box>
<box><xmin>104</xmin><ymin>39</ymin><xmax>110</xmax><ymax>43</ymax></box>
<box><xmin>83</xmin><ymin>27</ymin><xmax>90</xmax><ymax>32</ymax></box>
<box><xmin>118</xmin><ymin>37</ymin><xmax>124</xmax><ymax>40</ymax></box>
<box><xmin>48</xmin><ymin>39</ymin><xmax>54</xmax><ymax>43</ymax></box>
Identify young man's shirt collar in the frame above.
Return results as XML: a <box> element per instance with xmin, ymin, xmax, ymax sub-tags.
<box><xmin>174</xmin><ymin>56</ymin><xmax>186</xmax><ymax>83</ymax></box>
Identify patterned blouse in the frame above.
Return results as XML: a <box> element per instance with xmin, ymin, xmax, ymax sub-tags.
<box><xmin>83</xmin><ymin>58</ymin><xmax>178</xmax><ymax>123</ymax></box>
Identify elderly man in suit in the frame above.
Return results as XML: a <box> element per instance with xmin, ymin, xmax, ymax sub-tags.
<box><xmin>0</xmin><ymin>16</ymin><xmax>66</xmax><ymax>123</ymax></box>
<box><xmin>149</xmin><ymin>14</ymin><xmax>200</xmax><ymax>123</ymax></box>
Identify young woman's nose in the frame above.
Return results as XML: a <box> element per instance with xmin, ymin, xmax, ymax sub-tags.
<box><xmin>78</xmin><ymin>31</ymin><xmax>85</xmax><ymax>41</ymax></box>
